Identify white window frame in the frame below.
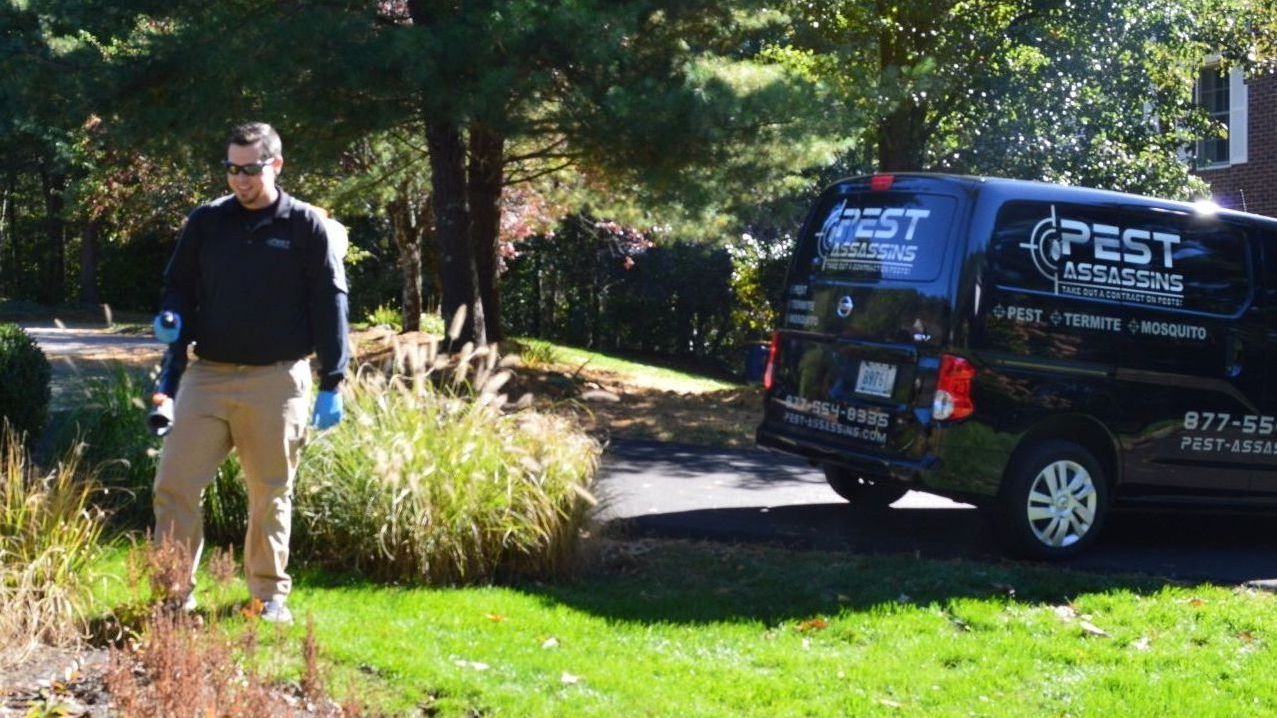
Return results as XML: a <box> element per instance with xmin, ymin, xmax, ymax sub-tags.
<box><xmin>1194</xmin><ymin>56</ymin><xmax>1248</xmax><ymax>170</ymax></box>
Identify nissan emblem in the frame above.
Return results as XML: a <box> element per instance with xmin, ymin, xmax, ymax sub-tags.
<box><xmin>836</xmin><ymin>295</ymin><xmax>855</xmax><ymax>318</ymax></box>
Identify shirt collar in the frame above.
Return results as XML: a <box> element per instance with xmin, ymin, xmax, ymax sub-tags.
<box><xmin>273</xmin><ymin>190</ymin><xmax>295</xmax><ymax>220</ymax></box>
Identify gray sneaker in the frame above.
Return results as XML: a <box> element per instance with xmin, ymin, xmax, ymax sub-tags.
<box><xmin>260</xmin><ymin>598</ymin><xmax>293</xmax><ymax>624</ymax></box>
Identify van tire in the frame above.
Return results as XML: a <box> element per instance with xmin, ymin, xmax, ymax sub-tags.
<box><xmin>823</xmin><ymin>466</ymin><xmax>910</xmax><ymax>508</ymax></box>
<box><xmin>994</xmin><ymin>440</ymin><xmax>1108</xmax><ymax>560</ymax></box>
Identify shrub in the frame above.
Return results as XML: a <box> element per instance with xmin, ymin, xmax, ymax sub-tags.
<box><xmin>362</xmin><ymin>303</ymin><xmax>403</xmax><ymax>332</ymax></box>
<box><xmin>0</xmin><ymin>430</ymin><xmax>106</xmax><ymax>666</ymax></box>
<box><xmin>362</xmin><ymin>304</ymin><xmax>448</xmax><ymax>337</ymax></box>
<box><xmin>502</xmin><ymin>215</ymin><xmax>791</xmax><ymax>373</ymax></box>
<box><xmin>513</xmin><ymin>338</ymin><xmax>562</xmax><ymax>367</ymax></box>
<box><xmin>0</xmin><ymin>323</ymin><xmax>52</xmax><ymax>444</ymax></box>
<box><xmin>294</xmin><ymin>342</ymin><xmax>602</xmax><ymax>585</ymax></box>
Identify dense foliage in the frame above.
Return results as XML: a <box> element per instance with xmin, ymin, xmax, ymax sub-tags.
<box><xmin>502</xmin><ymin>216</ymin><xmax>791</xmax><ymax>371</ymax></box>
<box><xmin>1</xmin><ymin>0</ymin><xmax>1274</xmax><ymax>359</ymax></box>
<box><xmin>0</xmin><ymin>323</ymin><xmax>51</xmax><ymax>444</ymax></box>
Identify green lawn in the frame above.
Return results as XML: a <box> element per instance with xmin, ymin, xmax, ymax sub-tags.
<box><xmin>87</xmin><ymin>538</ymin><xmax>1277</xmax><ymax>717</ymax></box>
<box><xmin>517</xmin><ymin>338</ymin><xmax>743</xmax><ymax>393</ymax></box>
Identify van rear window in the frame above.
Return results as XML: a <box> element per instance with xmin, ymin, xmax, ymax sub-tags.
<box><xmin>797</xmin><ymin>192</ymin><xmax>957</xmax><ymax>282</ymax></box>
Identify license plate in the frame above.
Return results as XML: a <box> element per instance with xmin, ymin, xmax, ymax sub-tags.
<box><xmin>854</xmin><ymin>361</ymin><xmax>897</xmax><ymax>398</ymax></box>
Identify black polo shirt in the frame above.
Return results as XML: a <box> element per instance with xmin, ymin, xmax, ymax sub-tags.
<box><xmin>160</xmin><ymin>190</ymin><xmax>350</xmax><ymax>390</ymax></box>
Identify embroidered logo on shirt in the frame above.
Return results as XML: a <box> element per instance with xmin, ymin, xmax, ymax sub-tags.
<box><xmin>265</xmin><ymin>237</ymin><xmax>292</xmax><ymax>250</ymax></box>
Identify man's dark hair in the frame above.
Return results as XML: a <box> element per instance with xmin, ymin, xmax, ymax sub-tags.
<box><xmin>228</xmin><ymin>122</ymin><xmax>282</xmax><ymax>159</ymax></box>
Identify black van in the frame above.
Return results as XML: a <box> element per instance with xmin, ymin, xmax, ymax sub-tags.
<box><xmin>755</xmin><ymin>173</ymin><xmax>1277</xmax><ymax>558</ymax></box>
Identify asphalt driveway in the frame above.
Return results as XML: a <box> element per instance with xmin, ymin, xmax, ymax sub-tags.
<box><xmin>597</xmin><ymin>439</ymin><xmax>1277</xmax><ymax>586</ymax></box>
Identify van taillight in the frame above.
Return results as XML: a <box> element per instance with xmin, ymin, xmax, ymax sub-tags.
<box><xmin>933</xmin><ymin>354</ymin><xmax>975</xmax><ymax>421</ymax></box>
<box><xmin>763</xmin><ymin>332</ymin><xmax>781</xmax><ymax>391</ymax></box>
<box><xmin>870</xmin><ymin>174</ymin><xmax>895</xmax><ymax>191</ymax></box>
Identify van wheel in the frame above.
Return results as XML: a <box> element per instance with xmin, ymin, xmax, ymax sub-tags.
<box><xmin>823</xmin><ymin>466</ymin><xmax>909</xmax><ymax>508</ymax></box>
<box><xmin>995</xmin><ymin>441</ymin><xmax>1108</xmax><ymax>559</ymax></box>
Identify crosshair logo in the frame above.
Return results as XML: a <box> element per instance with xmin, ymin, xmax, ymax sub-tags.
<box><xmin>1019</xmin><ymin>205</ymin><xmax>1063</xmax><ymax>290</ymax></box>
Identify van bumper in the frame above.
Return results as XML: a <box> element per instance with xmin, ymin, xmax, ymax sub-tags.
<box><xmin>755</xmin><ymin>426</ymin><xmax>936</xmax><ymax>484</ymax></box>
<box><xmin>755</xmin><ymin>423</ymin><xmax>1007</xmax><ymax>503</ymax></box>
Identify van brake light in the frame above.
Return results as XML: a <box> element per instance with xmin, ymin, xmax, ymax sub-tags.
<box><xmin>763</xmin><ymin>332</ymin><xmax>781</xmax><ymax>391</ymax></box>
<box><xmin>933</xmin><ymin>354</ymin><xmax>975</xmax><ymax>421</ymax></box>
<box><xmin>869</xmin><ymin>174</ymin><xmax>895</xmax><ymax>191</ymax></box>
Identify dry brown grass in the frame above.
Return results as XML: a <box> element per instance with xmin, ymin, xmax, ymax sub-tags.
<box><xmin>99</xmin><ymin>538</ymin><xmax>376</xmax><ymax>717</ymax></box>
<box><xmin>143</xmin><ymin>535</ymin><xmax>195</xmax><ymax>612</ymax></box>
<box><xmin>0</xmin><ymin>431</ymin><xmax>106</xmax><ymax>668</ymax></box>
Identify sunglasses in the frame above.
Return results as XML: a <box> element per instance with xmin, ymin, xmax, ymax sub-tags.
<box><xmin>223</xmin><ymin>158</ymin><xmax>274</xmax><ymax>176</ymax></box>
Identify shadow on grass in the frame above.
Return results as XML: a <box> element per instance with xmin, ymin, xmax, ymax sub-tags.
<box><xmin>529</xmin><ymin>539</ymin><xmax>1174</xmax><ymax>626</ymax></box>
<box><xmin>285</xmin><ymin>535</ymin><xmax>1167</xmax><ymax>630</ymax></box>
<box><xmin>283</xmin><ymin>497</ymin><xmax>1277</xmax><ymax>629</ymax></box>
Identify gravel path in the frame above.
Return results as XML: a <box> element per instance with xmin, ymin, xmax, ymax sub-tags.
<box><xmin>25</xmin><ymin>324</ymin><xmax>164</xmax><ymax>409</ymax></box>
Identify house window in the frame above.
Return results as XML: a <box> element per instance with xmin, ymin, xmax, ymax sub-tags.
<box><xmin>1195</xmin><ymin>67</ymin><xmax>1230</xmax><ymax>166</ymax></box>
<box><xmin>1194</xmin><ymin>63</ymin><xmax>1248</xmax><ymax>169</ymax></box>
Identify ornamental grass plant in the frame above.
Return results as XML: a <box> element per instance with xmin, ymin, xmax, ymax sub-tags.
<box><xmin>0</xmin><ymin>428</ymin><xmax>105</xmax><ymax>666</ymax></box>
<box><xmin>294</xmin><ymin>335</ymin><xmax>602</xmax><ymax>586</ymax></box>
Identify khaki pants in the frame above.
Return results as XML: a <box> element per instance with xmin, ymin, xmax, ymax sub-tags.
<box><xmin>153</xmin><ymin>358</ymin><xmax>311</xmax><ymax>603</ymax></box>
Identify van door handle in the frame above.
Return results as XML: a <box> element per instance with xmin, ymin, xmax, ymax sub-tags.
<box><xmin>1225</xmin><ymin>335</ymin><xmax>1243</xmax><ymax>378</ymax></box>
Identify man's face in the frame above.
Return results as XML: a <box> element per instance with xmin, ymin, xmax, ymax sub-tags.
<box><xmin>225</xmin><ymin>141</ymin><xmax>283</xmax><ymax>210</ymax></box>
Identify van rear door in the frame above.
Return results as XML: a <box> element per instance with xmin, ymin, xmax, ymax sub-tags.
<box><xmin>761</xmin><ymin>176</ymin><xmax>968</xmax><ymax>461</ymax></box>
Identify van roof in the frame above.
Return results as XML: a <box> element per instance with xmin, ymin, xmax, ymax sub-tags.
<box><xmin>826</xmin><ymin>173</ymin><xmax>1277</xmax><ymax>229</ymax></box>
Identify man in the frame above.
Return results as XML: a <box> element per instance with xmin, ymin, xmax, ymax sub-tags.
<box><xmin>152</xmin><ymin>122</ymin><xmax>350</xmax><ymax>623</ymax></box>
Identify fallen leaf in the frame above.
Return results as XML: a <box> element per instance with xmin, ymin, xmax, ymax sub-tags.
<box><xmin>1053</xmin><ymin>605</ymin><xmax>1077</xmax><ymax>621</ymax></box>
<box><xmin>560</xmin><ymin>672</ymin><xmax>581</xmax><ymax>685</ymax></box>
<box><xmin>541</xmin><ymin>637</ymin><xmax>560</xmax><ymax>649</ymax></box>
<box><xmin>1132</xmin><ymin>636</ymin><xmax>1151</xmax><ymax>651</ymax></box>
<box><xmin>241</xmin><ymin>597</ymin><xmax>265</xmax><ymax>620</ymax></box>
<box><xmin>796</xmin><ymin>617</ymin><xmax>829</xmax><ymax>633</ymax></box>
<box><xmin>878</xmin><ymin>698</ymin><xmax>904</xmax><ymax>709</ymax></box>
<box><xmin>484</xmin><ymin>613</ymin><xmax>506</xmax><ymax>623</ymax></box>
<box><xmin>454</xmin><ymin>660</ymin><xmax>490</xmax><ymax>671</ymax></box>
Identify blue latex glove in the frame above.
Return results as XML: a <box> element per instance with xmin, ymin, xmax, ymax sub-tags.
<box><xmin>153</xmin><ymin>311</ymin><xmax>182</xmax><ymax>344</ymax></box>
<box><xmin>312</xmin><ymin>390</ymin><xmax>343</xmax><ymax>430</ymax></box>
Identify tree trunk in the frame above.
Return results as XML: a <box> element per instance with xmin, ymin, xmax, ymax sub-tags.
<box><xmin>387</xmin><ymin>187</ymin><xmax>433</xmax><ymax>333</ymax></box>
<box><xmin>3</xmin><ymin>176</ymin><xmax>17</xmax><ymax>299</ymax></box>
<box><xmin>876</xmin><ymin>1</ymin><xmax>930</xmax><ymax>172</ymax></box>
<box><xmin>426</xmin><ymin>120</ymin><xmax>485</xmax><ymax>350</ymax></box>
<box><xmin>877</xmin><ymin>100</ymin><xmax>929</xmax><ymax>172</ymax></box>
<box><xmin>79</xmin><ymin>220</ymin><xmax>101</xmax><ymax>306</ymax></box>
<box><xmin>39</xmin><ymin>172</ymin><xmax>66</xmax><ymax>305</ymax></box>
<box><xmin>0</xmin><ymin>179</ymin><xmax>8</xmax><ymax>296</ymax></box>
<box><xmin>467</xmin><ymin>122</ymin><xmax>506</xmax><ymax>342</ymax></box>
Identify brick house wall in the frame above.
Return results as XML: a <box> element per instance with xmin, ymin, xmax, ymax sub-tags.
<box><xmin>1196</xmin><ymin>71</ymin><xmax>1277</xmax><ymax>218</ymax></box>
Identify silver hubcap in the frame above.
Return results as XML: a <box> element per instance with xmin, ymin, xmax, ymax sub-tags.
<box><xmin>1025</xmin><ymin>459</ymin><xmax>1098</xmax><ymax>548</ymax></box>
